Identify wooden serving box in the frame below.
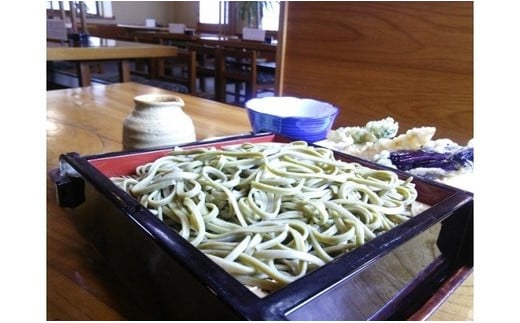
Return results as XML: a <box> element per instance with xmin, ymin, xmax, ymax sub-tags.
<box><xmin>50</xmin><ymin>133</ymin><xmax>473</xmax><ymax>320</ymax></box>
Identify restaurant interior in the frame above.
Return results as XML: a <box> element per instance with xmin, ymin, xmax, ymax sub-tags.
<box><xmin>45</xmin><ymin>1</ymin><xmax>475</xmax><ymax>321</ymax></box>
<box><xmin>47</xmin><ymin>1</ymin><xmax>280</xmax><ymax>107</ymax></box>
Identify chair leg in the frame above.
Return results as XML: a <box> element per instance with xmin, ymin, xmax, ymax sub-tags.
<box><xmin>200</xmin><ymin>77</ymin><xmax>206</xmax><ymax>92</ymax></box>
<box><xmin>214</xmin><ymin>75</ymin><xmax>221</xmax><ymax>102</ymax></box>
<box><xmin>234</xmin><ymin>82</ymin><xmax>241</xmax><ymax>103</ymax></box>
<box><xmin>119</xmin><ymin>60</ymin><xmax>131</xmax><ymax>82</ymax></box>
<box><xmin>77</xmin><ymin>62</ymin><xmax>91</xmax><ymax>86</ymax></box>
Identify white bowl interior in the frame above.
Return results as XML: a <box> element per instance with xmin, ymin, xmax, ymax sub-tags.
<box><xmin>246</xmin><ymin>97</ymin><xmax>337</xmax><ymax>118</ymax></box>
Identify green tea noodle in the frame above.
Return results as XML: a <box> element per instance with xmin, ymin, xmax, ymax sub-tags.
<box><xmin>112</xmin><ymin>141</ymin><xmax>419</xmax><ymax>293</ymax></box>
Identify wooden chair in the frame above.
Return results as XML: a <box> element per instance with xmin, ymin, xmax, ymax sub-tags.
<box><xmin>186</xmin><ymin>43</ymin><xmax>220</xmax><ymax>100</ymax></box>
<box><xmin>131</xmin><ymin>35</ymin><xmax>197</xmax><ymax>95</ymax></box>
<box><xmin>160</xmin><ymin>48</ymin><xmax>197</xmax><ymax>95</ymax></box>
<box><xmin>217</xmin><ymin>48</ymin><xmax>275</xmax><ymax>106</ymax></box>
<box><xmin>132</xmin><ymin>35</ymin><xmax>162</xmax><ymax>78</ymax></box>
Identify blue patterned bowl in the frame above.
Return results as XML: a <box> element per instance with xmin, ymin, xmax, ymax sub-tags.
<box><xmin>246</xmin><ymin>96</ymin><xmax>339</xmax><ymax>142</ymax></box>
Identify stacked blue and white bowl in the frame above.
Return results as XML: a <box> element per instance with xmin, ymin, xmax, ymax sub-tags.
<box><xmin>245</xmin><ymin>96</ymin><xmax>339</xmax><ymax>142</ymax></box>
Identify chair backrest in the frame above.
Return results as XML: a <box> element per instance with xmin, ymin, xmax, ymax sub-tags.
<box><xmin>217</xmin><ymin>48</ymin><xmax>258</xmax><ymax>104</ymax></box>
<box><xmin>134</xmin><ymin>33</ymin><xmax>161</xmax><ymax>44</ymax></box>
<box><xmin>186</xmin><ymin>42</ymin><xmax>221</xmax><ymax>99</ymax></box>
<box><xmin>132</xmin><ymin>34</ymin><xmax>162</xmax><ymax>77</ymax></box>
<box><xmin>161</xmin><ymin>48</ymin><xmax>197</xmax><ymax>95</ymax></box>
<box><xmin>186</xmin><ymin>42</ymin><xmax>220</xmax><ymax>74</ymax></box>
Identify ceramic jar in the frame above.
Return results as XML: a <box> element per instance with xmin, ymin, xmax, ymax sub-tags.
<box><xmin>123</xmin><ymin>94</ymin><xmax>196</xmax><ymax>150</ymax></box>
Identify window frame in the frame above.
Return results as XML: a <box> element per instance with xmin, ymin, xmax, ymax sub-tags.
<box><xmin>197</xmin><ymin>1</ymin><xmax>236</xmax><ymax>35</ymax></box>
<box><xmin>197</xmin><ymin>1</ymin><xmax>279</xmax><ymax>35</ymax></box>
<box><xmin>46</xmin><ymin>1</ymin><xmax>114</xmax><ymax>20</ymax></box>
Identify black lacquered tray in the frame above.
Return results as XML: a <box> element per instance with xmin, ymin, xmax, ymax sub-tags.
<box><xmin>50</xmin><ymin>133</ymin><xmax>473</xmax><ymax>320</ymax></box>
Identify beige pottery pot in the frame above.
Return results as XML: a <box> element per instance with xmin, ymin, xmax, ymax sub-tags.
<box><xmin>123</xmin><ymin>94</ymin><xmax>196</xmax><ymax>150</ymax></box>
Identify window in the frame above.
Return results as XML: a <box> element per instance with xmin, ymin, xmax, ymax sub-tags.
<box><xmin>199</xmin><ymin>0</ymin><xmax>228</xmax><ymax>24</ymax></box>
<box><xmin>47</xmin><ymin>1</ymin><xmax>113</xmax><ymax>19</ymax></box>
<box><xmin>197</xmin><ymin>0</ymin><xmax>231</xmax><ymax>34</ymax></box>
<box><xmin>260</xmin><ymin>2</ymin><xmax>279</xmax><ymax>31</ymax></box>
<box><xmin>198</xmin><ymin>1</ymin><xmax>279</xmax><ymax>32</ymax></box>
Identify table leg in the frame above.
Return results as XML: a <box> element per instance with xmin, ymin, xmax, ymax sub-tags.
<box><xmin>119</xmin><ymin>60</ymin><xmax>131</xmax><ymax>82</ymax></box>
<box><xmin>150</xmin><ymin>58</ymin><xmax>159</xmax><ymax>79</ymax></box>
<box><xmin>77</xmin><ymin>62</ymin><xmax>91</xmax><ymax>87</ymax></box>
<box><xmin>155</xmin><ymin>58</ymin><xmax>165</xmax><ymax>78</ymax></box>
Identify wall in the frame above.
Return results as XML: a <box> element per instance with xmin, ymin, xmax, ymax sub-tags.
<box><xmin>111</xmin><ymin>1</ymin><xmax>175</xmax><ymax>25</ymax></box>
<box><xmin>85</xmin><ymin>1</ymin><xmax>197</xmax><ymax>27</ymax></box>
<box><xmin>172</xmin><ymin>1</ymin><xmax>199</xmax><ymax>28</ymax></box>
<box><xmin>86</xmin><ymin>2</ymin><xmax>267</xmax><ymax>33</ymax></box>
<box><xmin>279</xmin><ymin>1</ymin><xmax>473</xmax><ymax>143</ymax></box>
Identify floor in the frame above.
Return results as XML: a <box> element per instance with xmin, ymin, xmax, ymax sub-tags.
<box><xmin>47</xmin><ymin>60</ymin><xmax>274</xmax><ymax>107</ymax></box>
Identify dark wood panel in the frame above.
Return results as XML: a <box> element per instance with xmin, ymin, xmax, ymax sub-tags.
<box><xmin>280</xmin><ymin>1</ymin><xmax>473</xmax><ymax>144</ymax></box>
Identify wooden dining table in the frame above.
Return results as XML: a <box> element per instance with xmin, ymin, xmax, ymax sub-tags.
<box><xmin>47</xmin><ymin>36</ymin><xmax>178</xmax><ymax>86</ymax></box>
<box><xmin>46</xmin><ymin>82</ymin><xmax>473</xmax><ymax>320</ymax></box>
<box><xmin>132</xmin><ymin>31</ymin><xmax>278</xmax><ymax>62</ymax></box>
